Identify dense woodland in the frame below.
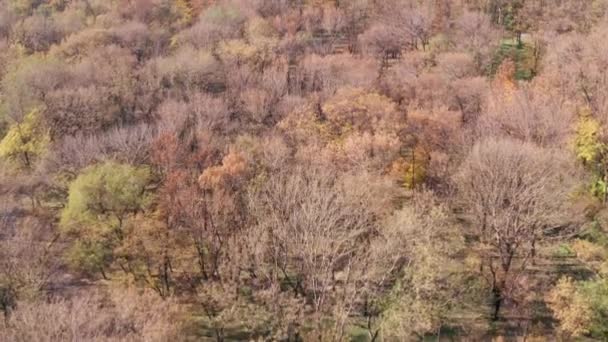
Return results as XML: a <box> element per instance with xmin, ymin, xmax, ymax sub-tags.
<box><xmin>2</xmin><ymin>0</ymin><xmax>608</xmax><ymax>340</ymax></box>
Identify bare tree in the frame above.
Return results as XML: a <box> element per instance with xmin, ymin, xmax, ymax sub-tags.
<box><xmin>479</xmin><ymin>86</ymin><xmax>574</xmax><ymax>147</ymax></box>
<box><xmin>248</xmin><ymin>167</ymin><xmax>389</xmax><ymax>340</ymax></box>
<box><xmin>359</xmin><ymin>24</ymin><xmax>406</xmax><ymax>69</ymax></box>
<box><xmin>454</xmin><ymin>10</ymin><xmax>502</xmax><ymax>71</ymax></box>
<box><xmin>45</xmin><ymin>123</ymin><xmax>157</xmax><ymax>173</ymax></box>
<box><xmin>0</xmin><ymin>287</ymin><xmax>182</xmax><ymax>342</ymax></box>
<box><xmin>0</xmin><ymin>215</ymin><xmax>61</xmax><ymax>317</ymax></box>
<box><xmin>454</xmin><ymin>137</ymin><xmax>578</xmax><ymax>320</ymax></box>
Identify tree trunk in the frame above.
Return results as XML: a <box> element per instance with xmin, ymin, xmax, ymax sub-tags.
<box><xmin>492</xmin><ymin>287</ymin><xmax>502</xmax><ymax>321</ymax></box>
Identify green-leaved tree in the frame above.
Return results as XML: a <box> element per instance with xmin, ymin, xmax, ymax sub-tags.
<box><xmin>60</xmin><ymin>162</ymin><xmax>153</xmax><ymax>278</ymax></box>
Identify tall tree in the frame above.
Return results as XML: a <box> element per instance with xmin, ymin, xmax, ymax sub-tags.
<box><xmin>455</xmin><ymin>137</ymin><xmax>577</xmax><ymax>320</ymax></box>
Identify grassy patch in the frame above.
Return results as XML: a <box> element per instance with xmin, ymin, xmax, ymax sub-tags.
<box><xmin>553</xmin><ymin>243</ymin><xmax>576</xmax><ymax>258</ymax></box>
<box><xmin>579</xmin><ymin>221</ymin><xmax>608</xmax><ymax>248</ymax></box>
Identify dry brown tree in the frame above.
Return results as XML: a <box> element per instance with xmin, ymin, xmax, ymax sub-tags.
<box><xmin>479</xmin><ymin>86</ymin><xmax>574</xmax><ymax>148</ymax></box>
<box><xmin>455</xmin><ymin>137</ymin><xmax>578</xmax><ymax>320</ymax></box>
<box><xmin>0</xmin><ymin>287</ymin><xmax>183</xmax><ymax>342</ymax></box>
<box><xmin>246</xmin><ymin>166</ymin><xmax>394</xmax><ymax>340</ymax></box>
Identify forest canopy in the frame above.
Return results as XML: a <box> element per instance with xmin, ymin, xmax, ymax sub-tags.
<box><xmin>1</xmin><ymin>0</ymin><xmax>608</xmax><ymax>341</ymax></box>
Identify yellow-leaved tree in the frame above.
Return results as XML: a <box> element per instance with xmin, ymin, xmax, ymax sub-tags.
<box><xmin>574</xmin><ymin>108</ymin><xmax>608</xmax><ymax>201</ymax></box>
<box><xmin>0</xmin><ymin>108</ymin><xmax>49</xmax><ymax>169</ymax></box>
<box><xmin>575</xmin><ymin>108</ymin><xmax>604</xmax><ymax>164</ymax></box>
<box><xmin>547</xmin><ymin>277</ymin><xmax>594</xmax><ymax>338</ymax></box>
<box><xmin>174</xmin><ymin>0</ymin><xmax>194</xmax><ymax>25</ymax></box>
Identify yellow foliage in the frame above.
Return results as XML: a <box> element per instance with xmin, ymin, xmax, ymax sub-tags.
<box><xmin>546</xmin><ymin>277</ymin><xmax>594</xmax><ymax>337</ymax></box>
<box><xmin>217</xmin><ymin>39</ymin><xmax>258</xmax><ymax>64</ymax></box>
<box><xmin>174</xmin><ymin>0</ymin><xmax>194</xmax><ymax>25</ymax></box>
<box><xmin>390</xmin><ymin>146</ymin><xmax>429</xmax><ymax>189</ymax></box>
<box><xmin>322</xmin><ymin>87</ymin><xmax>400</xmax><ymax>135</ymax></box>
<box><xmin>572</xmin><ymin>239</ymin><xmax>607</xmax><ymax>266</ymax></box>
<box><xmin>493</xmin><ymin>59</ymin><xmax>517</xmax><ymax>102</ymax></box>
<box><xmin>0</xmin><ymin>109</ymin><xmax>49</xmax><ymax>168</ymax></box>
<box><xmin>574</xmin><ymin>108</ymin><xmax>604</xmax><ymax>164</ymax></box>
<box><xmin>199</xmin><ymin>151</ymin><xmax>248</xmax><ymax>190</ymax></box>
<box><xmin>245</xmin><ymin>17</ymin><xmax>279</xmax><ymax>48</ymax></box>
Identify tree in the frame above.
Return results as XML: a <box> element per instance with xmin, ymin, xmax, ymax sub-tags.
<box><xmin>374</xmin><ymin>192</ymin><xmax>469</xmax><ymax>340</ymax></box>
<box><xmin>390</xmin><ymin>144</ymin><xmax>429</xmax><ymax>190</ymax></box>
<box><xmin>247</xmin><ymin>167</ymin><xmax>384</xmax><ymax>339</ymax></box>
<box><xmin>547</xmin><ymin>277</ymin><xmax>595</xmax><ymax>338</ymax></box>
<box><xmin>46</xmin><ymin>123</ymin><xmax>157</xmax><ymax>174</ymax></box>
<box><xmin>373</xmin><ymin>0</ymin><xmax>433</xmax><ymax>52</ymax></box>
<box><xmin>480</xmin><ymin>86</ymin><xmax>573</xmax><ymax>147</ymax></box>
<box><xmin>453</xmin><ymin>11</ymin><xmax>501</xmax><ymax>71</ymax></box>
<box><xmin>572</xmin><ymin>108</ymin><xmax>608</xmax><ymax>201</ymax></box>
<box><xmin>0</xmin><ymin>216</ymin><xmax>60</xmax><ymax>317</ymax></box>
<box><xmin>60</xmin><ymin>162</ymin><xmax>153</xmax><ymax>278</ymax></box>
<box><xmin>150</xmin><ymin>46</ymin><xmax>221</xmax><ymax>101</ymax></box>
<box><xmin>548</xmin><ymin>268</ymin><xmax>608</xmax><ymax>339</ymax></box>
<box><xmin>449</xmin><ymin>76</ymin><xmax>488</xmax><ymax>125</ymax></box>
<box><xmin>44</xmin><ymin>45</ymin><xmax>140</xmax><ymax>137</ymax></box>
<box><xmin>176</xmin><ymin>1</ymin><xmax>247</xmax><ymax>48</ymax></box>
<box><xmin>547</xmin><ymin>224</ymin><xmax>608</xmax><ymax>339</ymax></box>
<box><xmin>0</xmin><ymin>2</ymin><xmax>16</xmax><ymax>40</ymax></box>
<box><xmin>455</xmin><ymin>138</ymin><xmax>577</xmax><ymax>320</ymax></box>
<box><xmin>437</xmin><ymin>52</ymin><xmax>476</xmax><ymax>80</ymax></box>
<box><xmin>403</xmin><ymin>7</ymin><xmax>433</xmax><ymax>51</ymax></box>
<box><xmin>336</xmin><ymin>0</ymin><xmax>370</xmax><ymax>53</ymax></box>
<box><xmin>359</xmin><ymin>24</ymin><xmax>406</xmax><ymax>69</ymax></box>
<box><xmin>321</xmin><ymin>87</ymin><xmax>402</xmax><ymax>136</ymax></box>
<box><xmin>174</xmin><ymin>0</ymin><xmax>194</xmax><ymax>25</ymax></box>
<box><xmin>1</xmin><ymin>54</ymin><xmax>68</xmax><ymax>123</ymax></box>
<box><xmin>0</xmin><ymin>287</ymin><xmax>183</xmax><ymax>342</ymax></box>
<box><xmin>12</xmin><ymin>13</ymin><xmax>62</xmax><ymax>52</ymax></box>
<box><xmin>575</xmin><ymin>110</ymin><xmax>604</xmax><ymax>165</ymax></box>
<box><xmin>7</xmin><ymin>0</ymin><xmax>44</xmax><ymax>17</ymax></box>
<box><xmin>293</xmin><ymin>54</ymin><xmax>377</xmax><ymax>96</ymax></box>
<box><xmin>0</xmin><ymin>108</ymin><xmax>49</xmax><ymax>169</ymax></box>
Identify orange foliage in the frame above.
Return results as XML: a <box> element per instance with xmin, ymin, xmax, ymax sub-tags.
<box><xmin>199</xmin><ymin>151</ymin><xmax>249</xmax><ymax>190</ymax></box>
<box><xmin>493</xmin><ymin>59</ymin><xmax>518</xmax><ymax>101</ymax></box>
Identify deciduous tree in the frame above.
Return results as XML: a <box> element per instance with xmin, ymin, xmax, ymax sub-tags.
<box><xmin>455</xmin><ymin>138</ymin><xmax>577</xmax><ymax>320</ymax></box>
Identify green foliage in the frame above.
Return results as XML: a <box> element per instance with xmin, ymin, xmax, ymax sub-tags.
<box><xmin>502</xmin><ymin>1</ymin><xmax>528</xmax><ymax>33</ymax></box>
<box><xmin>65</xmin><ymin>240</ymin><xmax>113</xmax><ymax>277</ymax></box>
<box><xmin>378</xmin><ymin>203</ymin><xmax>468</xmax><ymax>339</ymax></box>
<box><xmin>591</xmin><ymin>176</ymin><xmax>608</xmax><ymax>200</ymax></box>
<box><xmin>0</xmin><ymin>108</ymin><xmax>49</xmax><ymax>168</ymax></box>
<box><xmin>1</xmin><ymin>0</ymin><xmax>605</xmax><ymax>339</ymax></box>
<box><xmin>577</xmin><ymin>279</ymin><xmax>608</xmax><ymax>339</ymax></box>
<box><xmin>551</xmin><ymin>224</ymin><xmax>608</xmax><ymax>339</ymax></box>
<box><xmin>580</xmin><ymin>221</ymin><xmax>608</xmax><ymax>248</ymax></box>
<box><xmin>490</xmin><ymin>39</ymin><xmax>537</xmax><ymax>80</ymax></box>
<box><xmin>60</xmin><ymin>162</ymin><xmax>153</xmax><ymax>275</ymax></box>
<box><xmin>553</xmin><ymin>243</ymin><xmax>576</xmax><ymax>258</ymax></box>
<box><xmin>61</xmin><ymin>162</ymin><xmax>153</xmax><ymax>233</ymax></box>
